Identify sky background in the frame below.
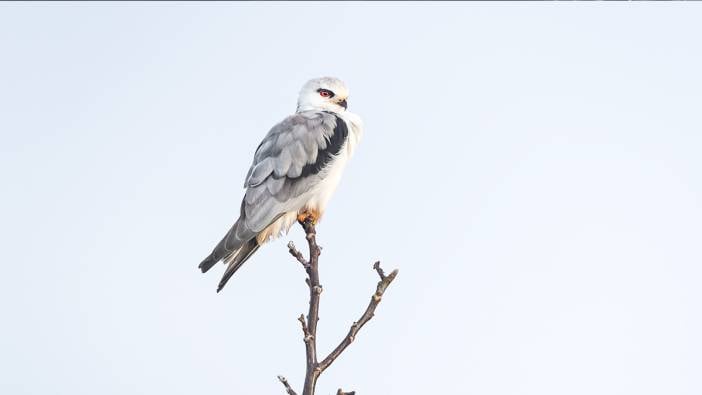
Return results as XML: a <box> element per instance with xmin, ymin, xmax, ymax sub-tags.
<box><xmin>1</xmin><ymin>3</ymin><xmax>701</xmax><ymax>395</ymax></box>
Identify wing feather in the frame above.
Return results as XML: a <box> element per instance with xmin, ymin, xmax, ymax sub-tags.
<box><xmin>240</xmin><ymin>111</ymin><xmax>348</xmax><ymax>233</ymax></box>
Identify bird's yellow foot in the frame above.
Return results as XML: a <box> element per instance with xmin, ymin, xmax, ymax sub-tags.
<box><xmin>297</xmin><ymin>210</ymin><xmax>320</xmax><ymax>225</ymax></box>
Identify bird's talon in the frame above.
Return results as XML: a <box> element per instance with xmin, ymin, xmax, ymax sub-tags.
<box><xmin>297</xmin><ymin>211</ymin><xmax>320</xmax><ymax>225</ymax></box>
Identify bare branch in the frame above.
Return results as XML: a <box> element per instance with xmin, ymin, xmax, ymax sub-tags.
<box><xmin>318</xmin><ymin>263</ymin><xmax>399</xmax><ymax>373</ymax></box>
<box><xmin>298</xmin><ymin>314</ymin><xmax>313</xmax><ymax>343</ymax></box>
<box><xmin>277</xmin><ymin>375</ymin><xmax>298</xmax><ymax>395</ymax></box>
<box><xmin>299</xmin><ymin>218</ymin><xmax>322</xmax><ymax>395</ymax></box>
<box><xmin>278</xmin><ymin>217</ymin><xmax>398</xmax><ymax>395</ymax></box>
<box><xmin>373</xmin><ymin>261</ymin><xmax>386</xmax><ymax>280</ymax></box>
<box><xmin>287</xmin><ymin>241</ymin><xmax>308</xmax><ymax>268</ymax></box>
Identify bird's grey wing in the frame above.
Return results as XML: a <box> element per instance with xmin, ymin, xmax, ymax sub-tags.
<box><xmin>199</xmin><ymin>110</ymin><xmax>348</xmax><ymax>274</ymax></box>
<box><xmin>240</xmin><ymin>110</ymin><xmax>349</xmax><ymax>234</ymax></box>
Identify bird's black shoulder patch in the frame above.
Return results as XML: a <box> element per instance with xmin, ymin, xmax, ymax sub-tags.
<box><xmin>297</xmin><ymin>113</ymin><xmax>349</xmax><ymax>178</ymax></box>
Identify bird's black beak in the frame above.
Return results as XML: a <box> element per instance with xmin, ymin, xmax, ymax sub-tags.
<box><xmin>338</xmin><ymin>99</ymin><xmax>347</xmax><ymax>110</ymax></box>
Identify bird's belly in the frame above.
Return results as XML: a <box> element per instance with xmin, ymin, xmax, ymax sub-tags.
<box><xmin>301</xmin><ymin>113</ymin><xmax>361</xmax><ymax>218</ymax></box>
<box><xmin>301</xmin><ymin>149</ymin><xmax>349</xmax><ymax>216</ymax></box>
<box><xmin>256</xmin><ymin>147</ymin><xmax>350</xmax><ymax>244</ymax></box>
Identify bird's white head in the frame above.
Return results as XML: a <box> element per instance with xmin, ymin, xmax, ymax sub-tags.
<box><xmin>296</xmin><ymin>77</ymin><xmax>350</xmax><ymax>113</ymax></box>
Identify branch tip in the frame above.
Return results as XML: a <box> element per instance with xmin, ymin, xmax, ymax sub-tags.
<box><xmin>373</xmin><ymin>261</ymin><xmax>386</xmax><ymax>280</ymax></box>
<box><xmin>277</xmin><ymin>375</ymin><xmax>298</xmax><ymax>395</ymax></box>
<box><xmin>297</xmin><ymin>314</ymin><xmax>310</xmax><ymax>336</ymax></box>
<box><xmin>317</xmin><ymin>261</ymin><xmax>399</xmax><ymax>374</ymax></box>
<box><xmin>288</xmin><ymin>241</ymin><xmax>309</xmax><ymax>268</ymax></box>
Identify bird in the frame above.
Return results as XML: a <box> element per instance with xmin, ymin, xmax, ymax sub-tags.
<box><xmin>198</xmin><ymin>77</ymin><xmax>364</xmax><ymax>292</ymax></box>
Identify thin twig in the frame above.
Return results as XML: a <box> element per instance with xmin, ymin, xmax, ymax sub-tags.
<box><xmin>373</xmin><ymin>261</ymin><xmax>386</xmax><ymax>280</ymax></box>
<box><xmin>318</xmin><ymin>263</ymin><xmax>398</xmax><ymax>373</ymax></box>
<box><xmin>298</xmin><ymin>314</ymin><xmax>313</xmax><ymax>343</ymax></box>
<box><xmin>287</xmin><ymin>241</ymin><xmax>309</xmax><ymax>269</ymax></box>
<box><xmin>277</xmin><ymin>375</ymin><xmax>298</xmax><ymax>395</ymax></box>
<box><xmin>336</xmin><ymin>389</ymin><xmax>356</xmax><ymax>395</ymax></box>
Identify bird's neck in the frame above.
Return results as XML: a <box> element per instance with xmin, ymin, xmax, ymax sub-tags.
<box><xmin>297</xmin><ymin>103</ymin><xmax>343</xmax><ymax>113</ymax></box>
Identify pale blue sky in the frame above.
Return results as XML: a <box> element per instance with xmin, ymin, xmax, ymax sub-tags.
<box><xmin>1</xmin><ymin>3</ymin><xmax>701</xmax><ymax>395</ymax></box>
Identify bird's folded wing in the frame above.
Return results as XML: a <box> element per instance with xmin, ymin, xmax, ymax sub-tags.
<box><xmin>238</xmin><ymin>111</ymin><xmax>348</xmax><ymax>235</ymax></box>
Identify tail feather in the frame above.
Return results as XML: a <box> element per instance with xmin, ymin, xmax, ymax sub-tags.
<box><xmin>216</xmin><ymin>238</ymin><xmax>260</xmax><ymax>293</ymax></box>
<box><xmin>198</xmin><ymin>217</ymin><xmax>248</xmax><ymax>274</ymax></box>
<box><xmin>199</xmin><ymin>253</ymin><xmax>220</xmax><ymax>273</ymax></box>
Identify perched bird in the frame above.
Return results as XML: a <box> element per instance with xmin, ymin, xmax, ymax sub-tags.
<box><xmin>199</xmin><ymin>77</ymin><xmax>364</xmax><ymax>292</ymax></box>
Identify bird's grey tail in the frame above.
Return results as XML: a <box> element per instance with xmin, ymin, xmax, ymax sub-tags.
<box><xmin>199</xmin><ymin>252</ymin><xmax>220</xmax><ymax>274</ymax></box>
<box><xmin>198</xmin><ymin>218</ymin><xmax>245</xmax><ymax>274</ymax></box>
<box><xmin>216</xmin><ymin>238</ymin><xmax>260</xmax><ymax>293</ymax></box>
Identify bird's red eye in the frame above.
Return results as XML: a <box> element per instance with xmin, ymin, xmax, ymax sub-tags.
<box><xmin>318</xmin><ymin>89</ymin><xmax>334</xmax><ymax>98</ymax></box>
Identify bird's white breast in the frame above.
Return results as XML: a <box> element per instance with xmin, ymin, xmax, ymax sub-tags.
<box><xmin>256</xmin><ymin>112</ymin><xmax>363</xmax><ymax>243</ymax></box>
<box><xmin>303</xmin><ymin>111</ymin><xmax>363</xmax><ymax>216</ymax></box>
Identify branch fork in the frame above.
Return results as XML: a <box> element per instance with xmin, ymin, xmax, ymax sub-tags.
<box><xmin>279</xmin><ymin>218</ymin><xmax>399</xmax><ymax>395</ymax></box>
